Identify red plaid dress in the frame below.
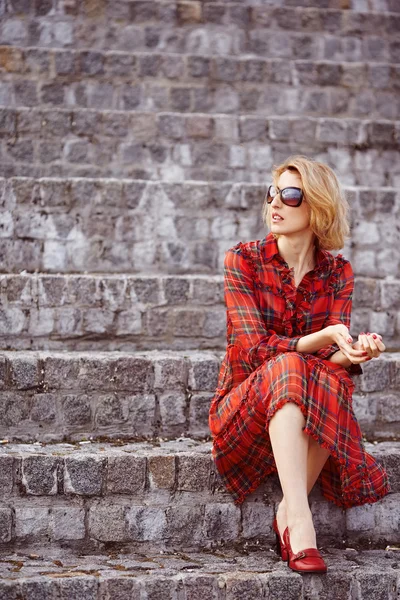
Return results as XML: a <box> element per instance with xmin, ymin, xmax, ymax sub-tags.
<box><xmin>209</xmin><ymin>233</ymin><xmax>391</xmax><ymax>508</ymax></box>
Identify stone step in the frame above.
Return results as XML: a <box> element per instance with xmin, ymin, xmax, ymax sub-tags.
<box><xmin>1</xmin><ymin>45</ymin><xmax>399</xmax><ymax>118</ymax></box>
<box><xmin>0</xmin><ymin>176</ymin><xmax>398</xmax><ymax>277</ymax></box>
<box><xmin>0</xmin><ymin>439</ymin><xmax>398</xmax><ymax>552</ymax></box>
<box><xmin>0</xmin><ymin>350</ymin><xmax>399</xmax><ymax>442</ymax></box>
<box><xmin>0</xmin><ymin>547</ymin><xmax>399</xmax><ymax>600</ymax></box>
<box><xmin>0</xmin><ymin>273</ymin><xmax>399</xmax><ymax>352</ymax></box>
<box><xmin>1</xmin><ymin>107</ymin><xmax>399</xmax><ymax>182</ymax></box>
<box><xmin>0</xmin><ymin>1</ymin><xmax>399</xmax><ymax>57</ymax></box>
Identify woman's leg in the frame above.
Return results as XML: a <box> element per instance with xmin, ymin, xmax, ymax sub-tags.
<box><xmin>276</xmin><ymin>435</ymin><xmax>330</xmax><ymax>544</ymax></box>
<box><xmin>269</xmin><ymin>401</ymin><xmax>330</xmax><ymax>554</ymax></box>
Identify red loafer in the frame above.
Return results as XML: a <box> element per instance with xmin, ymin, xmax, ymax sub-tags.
<box><xmin>283</xmin><ymin>527</ymin><xmax>327</xmax><ymax>574</ymax></box>
<box><xmin>272</xmin><ymin>516</ymin><xmax>288</xmax><ymax>561</ymax></box>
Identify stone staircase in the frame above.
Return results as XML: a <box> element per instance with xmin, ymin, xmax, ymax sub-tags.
<box><xmin>0</xmin><ymin>0</ymin><xmax>400</xmax><ymax>597</ymax></box>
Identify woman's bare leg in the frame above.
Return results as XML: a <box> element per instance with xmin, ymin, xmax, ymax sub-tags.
<box><xmin>275</xmin><ymin>435</ymin><xmax>330</xmax><ymax>547</ymax></box>
<box><xmin>269</xmin><ymin>401</ymin><xmax>330</xmax><ymax>554</ymax></box>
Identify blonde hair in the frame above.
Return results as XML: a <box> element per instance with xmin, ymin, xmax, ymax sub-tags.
<box><xmin>262</xmin><ymin>155</ymin><xmax>350</xmax><ymax>251</ymax></box>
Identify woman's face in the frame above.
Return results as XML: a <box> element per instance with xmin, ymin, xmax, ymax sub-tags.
<box><xmin>268</xmin><ymin>170</ymin><xmax>312</xmax><ymax>237</ymax></box>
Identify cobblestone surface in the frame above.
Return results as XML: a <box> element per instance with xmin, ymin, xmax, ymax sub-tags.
<box><xmin>0</xmin><ymin>274</ymin><xmax>399</xmax><ymax>351</ymax></box>
<box><xmin>1</xmin><ymin>46</ymin><xmax>399</xmax><ymax>118</ymax></box>
<box><xmin>1</xmin><ymin>109</ymin><xmax>400</xmax><ymax>184</ymax></box>
<box><xmin>0</xmin><ymin>351</ymin><xmax>399</xmax><ymax>441</ymax></box>
<box><xmin>0</xmin><ymin>546</ymin><xmax>399</xmax><ymax>599</ymax></box>
<box><xmin>0</xmin><ymin>439</ymin><xmax>398</xmax><ymax>551</ymax></box>
<box><xmin>0</xmin><ymin>176</ymin><xmax>399</xmax><ymax>277</ymax></box>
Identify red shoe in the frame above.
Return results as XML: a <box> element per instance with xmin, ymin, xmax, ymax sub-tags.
<box><xmin>283</xmin><ymin>527</ymin><xmax>327</xmax><ymax>574</ymax></box>
<box><xmin>272</xmin><ymin>516</ymin><xmax>288</xmax><ymax>561</ymax></box>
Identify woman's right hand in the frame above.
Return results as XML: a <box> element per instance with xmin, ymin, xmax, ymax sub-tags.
<box><xmin>326</xmin><ymin>324</ymin><xmax>369</xmax><ymax>364</ymax></box>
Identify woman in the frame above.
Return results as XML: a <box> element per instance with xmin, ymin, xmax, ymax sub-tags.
<box><xmin>208</xmin><ymin>155</ymin><xmax>390</xmax><ymax>574</ymax></box>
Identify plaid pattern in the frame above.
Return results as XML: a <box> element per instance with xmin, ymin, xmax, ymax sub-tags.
<box><xmin>208</xmin><ymin>233</ymin><xmax>391</xmax><ymax>508</ymax></box>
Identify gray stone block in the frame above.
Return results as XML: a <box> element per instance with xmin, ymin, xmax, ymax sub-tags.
<box><xmin>128</xmin><ymin>506</ymin><xmax>168</xmax><ymax>542</ymax></box>
<box><xmin>89</xmin><ymin>504</ymin><xmax>129</xmax><ymax>542</ymax></box>
<box><xmin>148</xmin><ymin>455</ymin><xmax>176</xmax><ymax>490</ymax></box>
<box><xmin>182</xmin><ymin>575</ymin><xmax>220</xmax><ymax>600</ymax></box>
<box><xmin>62</xmin><ymin>394</ymin><xmax>92</xmax><ymax>425</ymax></box>
<box><xmin>225</xmin><ymin>575</ymin><xmax>264</xmax><ymax>600</ymax></box>
<box><xmin>0</xmin><ymin>392</ymin><xmax>30</xmax><ymax>426</ymax></box>
<box><xmin>360</xmin><ymin>360</ymin><xmax>391</xmax><ymax>393</ymax></box>
<box><xmin>165</xmin><ymin>504</ymin><xmax>203</xmax><ymax>544</ymax></box>
<box><xmin>31</xmin><ymin>394</ymin><xmax>57</xmax><ymax>424</ymax></box>
<box><xmin>102</xmin><ymin>576</ymin><xmax>141</xmax><ymax>600</ymax></box>
<box><xmin>154</xmin><ymin>356</ymin><xmax>187</xmax><ymax>390</ymax></box>
<box><xmin>189</xmin><ymin>393</ymin><xmax>213</xmax><ymax>437</ymax></box>
<box><xmin>177</xmin><ymin>455</ymin><xmax>210</xmax><ymax>492</ymax></box>
<box><xmin>0</xmin><ymin>580</ymin><xmax>20</xmax><ymax>600</ymax></box>
<box><xmin>51</xmin><ymin>506</ymin><xmax>85</xmax><ymax>540</ymax></box>
<box><xmin>159</xmin><ymin>392</ymin><xmax>186</xmax><ymax>432</ymax></box>
<box><xmin>15</xmin><ymin>506</ymin><xmax>50</xmax><ymax>538</ymax></box>
<box><xmin>58</xmin><ymin>576</ymin><xmax>98</xmax><ymax>600</ymax></box>
<box><xmin>0</xmin><ymin>507</ymin><xmax>12</xmax><ymax>542</ymax></box>
<box><xmin>22</xmin><ymin>455</ymin><xmax>59</xmax><ymax>495</ymax></box>
<box><xmin>64</xmin><ymin>455</ymin><xmax>105</xmax><ymax>495</ymax></box>
<box><xmin>203</xmin><ymin>503</ymin><xmax>241</xmax><ymax>542</ymax></box>
<box><xmin>8</xmin><ymin>354</ymin><xmax>39</xmax><ymax>390</ymax></box>
<box><xmin>0</xmin><ymin>455</ymin><xmax>13</xmax><ymax>495</ymax></box>
<box><xmin>188</xmin><ymin>355</ymin><xmax>219</xmax><ymax>391</ymax></box>
<box><xmin>142</xmin><ymin>576</ymin><xmax>178</xmax><ymax>600</ymax></box>
<box><xmin>107</xmin><ymin>455</ymin><xmax>146</xmax><ymax>494</ymax></box>
<box><xmin>241</xmin><ymin>502</ymin><xmax>274</xmax><ymax>540</ymax></box>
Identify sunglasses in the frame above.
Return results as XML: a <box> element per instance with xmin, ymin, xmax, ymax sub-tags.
<box><xmin>266</xmin><ymin>185</ymin><xmax>304</xmax><ymax>207</ymax></box>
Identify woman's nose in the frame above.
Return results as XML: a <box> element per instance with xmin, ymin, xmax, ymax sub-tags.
<box><xmin>270</xmin><ymin>193</ymin><xmax>282</xmax><ymax>207</ymax></box>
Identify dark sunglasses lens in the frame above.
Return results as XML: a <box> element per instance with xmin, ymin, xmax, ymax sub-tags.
<box><xmin>281</xmin><ymin>188</ymin><xmax>302</xmax><ymax>206</ymax></box>
<box><xmin>267</xmin><ymin>185</ymin><xmax>276</xmax><ymax>202</ymax></box>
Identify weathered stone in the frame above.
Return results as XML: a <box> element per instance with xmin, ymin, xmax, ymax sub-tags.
<box><xmin>15</xmin><ymin>507</ymin><xmax>50</xmax><ymax>538</ymax></box>
<box><xmin>107</xmin><ymin>455</ymin><xmax>146</xmax><ymax>494</ymax></box>
<box><xmin>62</xmin><ymin>394</ymin><xmax>92</xmax><ymax>425</ymax></box>
<box><xmin>0</xmin><ymin>507</ymin><xmax>12</xmax><ymax>542</ymax></box>
<box><xmin>360</xmin><ymin>360</ymin><xmax>391</xmax><ymax>393</ymax></box>
<box><xmin>188</xmin><ymin>355</ymin><xmax>219</xmax><ymax>391</ymax></box>
<box><xmin>189</xmin><ymin>392</ymin><xmax>213</xmax><ymax>437</ymax></box>
<box><xmin>165</xmin><ymin>504</ymin><xmax>203</xmax><ymax>544</ymax></box>
<box><xmin>89</xmin><ymin>503</ymin><xmax>128</xmax><ymax>542</ymax></box>
<box><xmin>159</xmin><ymin>392</ymin><xmax>186</xmax><ymax>431</ymax></box>
<box><xmin>0</xmin><ymin>392</ymin><xmax>30</xmax><ymax>426</ymax></box>
<box><xmin>22</xmin><ymin>455</ymin><xmax>59</xmax><ymax>495</ymax></box>
<box><xmin>225</xmin><ymin>574</ymin><xmax>264</xmax><ymax>600</ymax></box>
<box><xmin>177</xmin><ymin>455</ymin><xmax>210</xmax><ymax>491</ymax></box>
<box><xmin>51</xmin><ymin>507</ymin><xmax>85</xmax><ymax>540</ymax></box>
<box><xmin>154</xmin><ymin>356</ymin><xmax>187</xmax><ymax>390</ymax></box>
<box><xmin>8</xmin><ymin>354</ymin><xmax>39</xmax><ymax>390</ymax></box>
<box><xmin>103</xmin><ymin>576</ymin><xmax>141</xmax><ymax>599</ymax></box>
<box><xmin>58</xmin><ymin>576</ymin><xmax>98</xmax><ymax>600</ymax></box>
<box><xmin>203</xmin><ymin>503</ymin><xmax>241</xmax><ymax>542</ymax></box>
<box><xmin>148</xmin><ymin>455</ymin><xmax>176</xmax><ymax>490</ymax></box>
<box><xmin>128</xmin><ymin>506</ymin><xmax>168</xmax><ymax>541</ymax></box>
<box><xmin>64</xmin><ymin>455</ymin><xmax>105</xmax><ymax>495</ymax></box>
<box><xmin>241</xmin><ymin>502</ymin><xmax>274</xmax><ymax>540</ymax></box>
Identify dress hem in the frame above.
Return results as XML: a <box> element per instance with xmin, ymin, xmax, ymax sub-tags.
<box><xmin>212</xmin><ymin>395</ymin><xmax>391</xmax><ymax>510</ymax></box>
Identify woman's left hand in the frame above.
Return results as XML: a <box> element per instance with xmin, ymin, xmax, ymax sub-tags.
<box><xmin>354</xmin><ymin>332</ymin><xmax>386</xmax><ymax>359</ymax></box>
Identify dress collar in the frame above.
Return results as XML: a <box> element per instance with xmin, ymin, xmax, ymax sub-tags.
<box><xmin>260</xmin><ymin>232</ymin><xmax>331</xmax><ymax>270</ymax></box>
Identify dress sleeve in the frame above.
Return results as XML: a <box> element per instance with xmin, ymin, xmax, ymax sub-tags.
<box><xmin>224</xmin><ymin>248</ymin><xmax>301</xmax><ymax>371</ymax></box>
<box><xmin>314</xmin><ymin>259</ymin><xmax>362</xmax><ymax>375</ymax></box>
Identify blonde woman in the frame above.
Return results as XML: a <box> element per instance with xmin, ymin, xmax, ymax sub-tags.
<box><xmin>208</xmin><ymin>155</ymin><xmax>390</xmax><ymax>574</ymax></box>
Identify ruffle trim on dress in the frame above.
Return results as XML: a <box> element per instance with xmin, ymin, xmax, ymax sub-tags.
<box><xmin>231</xmin><ymin>241</ymin><xmax>263</xmax><ymax>290</ymax></box>
<box><xmin>212</xmin><ymin>391</ymin><xmax>391</xmax><ymax>509</ymax></box>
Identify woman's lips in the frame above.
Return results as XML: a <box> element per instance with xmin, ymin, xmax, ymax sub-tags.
<box><xmin>272</xmin><ymin>213</ymin><xmax>284</xmax><ymax>222</ymax></box>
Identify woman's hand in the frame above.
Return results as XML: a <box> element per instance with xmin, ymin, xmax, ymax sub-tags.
<box><xmin>326</xmin><ymin>324</ymin><xmax>369</xmax><ymax>364</ymax></box>
<box><xmin>355</xmin><ymin>332</ymin><xmax>386</xmax><ymax>359</ymax></box>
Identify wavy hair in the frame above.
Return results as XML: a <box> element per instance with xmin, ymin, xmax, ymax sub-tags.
<box><xmin>262</xmin><ymin>155</ymin><xmax>350</xmax><ymax>250</ymax></box>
